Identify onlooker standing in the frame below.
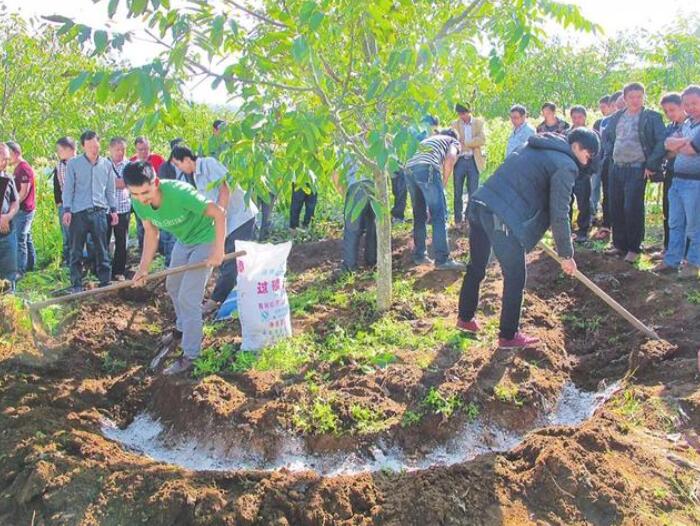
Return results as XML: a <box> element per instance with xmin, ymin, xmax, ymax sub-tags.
<box><xmin>604</xmin><ymin>82</ymin><xmax>666</xmax><ymax>263</ymax></box>
<box><xmin>210</xmin><ymin>119</ymin><xmax>227</xmax><ymax>159</ymax></box>
<box><xmin>404</xmin><ymin>130</ymin><xmax>465</xmax><ymax>270</ymax></box>
<box><xmin>257</xmin><ymin>189</ymin><xmax>276</xmax><ymax>241</ymax></box>
<box><xmin>334</xmin><ymin>155</ymin><xmax>376</xmax><ymax>272</ymax></box>
<box><xmin>567</xmin><ymin>106</ymin><xmax>593</xmax><ymax>242</ymax></box>
<box><xmin>172</xmin><ymin>145</ymin><xmax>257</xmax><ymax>310</ymax></box>
<box><xmin>157</xmin><ymin>138</ymin><xmax>185</xmax><ymax>265</ymax></box>
<box><xmin>130</xmin><ymin>136</ymin><xmax>165</xmax><ymax>253</ymax></box>
<box><xmin>107</xmin><ymin>137</ymin><xmax>131</xmax><ymax>281</ymax></box>
<box><xmin>658</xmin><ymin>93</ymin><xmax>686</xmax><ymax>252</ymax></box>
<box><xmin>659</xmin><ymin>85</ymin><xmax>700</xmax><ymax>279</ymax></box>
<box><xmin>0</xmin><ymin>144</ymin><xmax>19</xmax><ymax>292</ymax></box>
<box><xmin>536</xmin><ymin>102</ymin><xmax>571</xmax><ymax>135</ymax></box>
<box><xmin>52</xmin><ymin>137</ymin><xmax>77</xmax><ymax>266</ymax></box>
<box><xmin>590</xmin><ymin>96</ymin><xmax>613</xmax><ymax>223</ymax></box>
<box><xmin>593</xmin><ymin>90</ymin><xmax>626</xmax><ymax>241</ymax></box>
<box><xmin>63</xmin><ymin>131</ymin><xmax>118</xmax><ymax>291</ymax></box>
<box><xmin>506</xmin><ymin>104</ymin><xmax>536</xmax><ymax>157</ymax></box>
<box><xmin>6</xmin><ymin>142</ymin><xmax>36</xmax><ymax>276</ymax></box>
<box><xmin>289</xmin><ymin>179</ymin><xmax>318</xmax><ymax>230</ymax></box>
<box><xmin>451</xmin><ymin>103</ymin><xmax>486</xmax><ymax>224</ymax></box>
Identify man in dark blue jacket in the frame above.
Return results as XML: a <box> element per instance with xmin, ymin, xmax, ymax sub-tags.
<box><xmin>602</xmin><ymin>82</ymin><xmax>667</xmax><ymax>263</ymax></box>
<box><xmin>456</xmin><ymin>130</ymin><xmax>600</xmax><ymax>348</ymax></box>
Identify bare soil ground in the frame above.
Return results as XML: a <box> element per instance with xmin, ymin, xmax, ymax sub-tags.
<box><xmin>1</xmin><ymin>229</ymin><xmax>699</xmax><ymax>525</ymax></box>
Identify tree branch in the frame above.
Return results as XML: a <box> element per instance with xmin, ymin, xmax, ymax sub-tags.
<box><xmin>222</xmin><ymin>0</ymin><xmax>288</xmax><ymax>29</ymax></box>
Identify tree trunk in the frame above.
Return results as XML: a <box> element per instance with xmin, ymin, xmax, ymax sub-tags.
<box><xmin>374</xmin><ymin>168</ymin><xmax>392</xmax><ymax>312</ymax></box>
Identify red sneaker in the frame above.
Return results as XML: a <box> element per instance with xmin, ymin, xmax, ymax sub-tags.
<box><xmin>498</xmin><ymin>332</ymin><xmax>540</xmax><ymax>349</ymax></box>
<box><xmin>456</xmin><ymin>318</ymin><xmax>481</xmax><ymax>334</ymax></box>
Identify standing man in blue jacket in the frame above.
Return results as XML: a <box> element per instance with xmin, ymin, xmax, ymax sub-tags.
<box><xmin>456</xmin><ymin>130</ymin><xmax>600</xmax><ymax>348</ymax></box>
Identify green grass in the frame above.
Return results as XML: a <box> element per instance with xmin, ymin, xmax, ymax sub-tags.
<box><xmin>685</xmin><ymin>288</ymin><xmax>700</xmax><ymax>305</ymax></box>
<box><xmin>423</xmin><ymin>387</ymin><xmax>463</xmax><ymax>418</ymax></box>
<box><xmin>100</xmin><ymin>351</ymin><xmax>127</xmax><ymax>375</ymax></box>
<box><xmin>292</xmin><ymin>398</ymin><xmax>339</xmax><ymax>435</ymax></box>
<box><xmin>350</xmin><ymin>404</ymin><xmax>392</xmax><ymax>435</ymax></box>
<box><xmin>400</xmin><ymin>410</ymin><xmax>422</xmax><ymax>427</ymax></box>
<box><xmin>494</xmin><ymin>383</ymin><xmax>524</xmax><ymax>407</ymax></box>
<box><xmin>562</xmin><ymin>312</ymin><xmax>602</xmax><ymax>333</ymax></box>
<box><xmin>192</xmin><ymin>344</ymin><xmax>235</xmax><ymax>378</ymax></box>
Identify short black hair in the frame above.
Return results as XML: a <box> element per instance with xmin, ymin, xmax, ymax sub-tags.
<box><xmin>134</xmin><ymin>136</ymin><xmax>149</xmax><ymax>146</ymax></box>
<box><xmin>598</xmin><ymin>95</ymin><xmax>610</xmax><ymax>105</ymax></box>
<box><xmin>609</xmin><ymin>91</ymin><xmax>623</xmax><ymax>103</ymax></box>
<box><xmin>56</xmin><ymin>137</ymin><xmax>76</xmax><ymax>150</ymax></box>
<box><xmin>510</xmin><ymin>104</ymin><xmax>527</xmax><ymax>117</ymax></box>
<box><xmin>213</xmin><ymin>119</ymin><xmax>226</xmax><ymax>130</ymax></box>
<box><xmin>623</xmin><ymin>82</ymin><xmax>645</xmax><ymax>96</ymax></box>
<box><xmin>660</xmin><ymin>93</ymin><xmax>682</xmax><ymax>106</ymax></box>
<box><xmin>455</xmin><ymin>103</ymin><xmax>471</xmax><ymax>114</ymax></box>
<box><xmin>109</xmin><ymin>136</ymin><xmax>127</xmax><ymax>147</ymax></box>
<box><xmin>123</xmin><ymin>161</ymin><xmax>156</xmax><ymax>186</ymax></box>
<box><xmin>682</xmin><ymin>85</ymin><xmax>700</xmax><ymax>98</ymax></box>
<box><xmin>567</xmin><ymin>128</ymin><xmax>600</xmax><ymax>157</ymax></box>
<box><xmin>570</xmin><ymin>105</ymin><xmax>587</xmax><ymax>117</ymax></box>
<box><xmin>5</xmin><ymin>141</ymin><xmax>21</xmax><ymax>155</ymax></box>
<box><xmin>541</xmin><ymin>102</ymin><xmax>556</xmax><ymax>112</ymax></box>
<box><xmin>171</xmin><ymin>145</ymin><xmax>197</xmax><ymax>162</ymax></box>
<box><xmin>439</xmin><ymin>128</ymin><xmax>458</xmax><ymax>140</ymax></box>
<box><xmin>169</xmin><ymin>137</ymin><xmax>185</xmax><ymax>150</ymax></box>
<box><xmin>80</xmin><ymin>130</ymin><xmax>99</xmax><ymax>145</ymax></box>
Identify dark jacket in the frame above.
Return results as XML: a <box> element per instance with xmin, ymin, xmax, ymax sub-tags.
<box><xmin>472</xmin><ymin>134</ymin><xmax>580</xmax><ymax>259</ymax></box>
<box><xmin>602</xmin><ymin>107</ymin><xmax>667</xmax><ymax>172</ymax></box>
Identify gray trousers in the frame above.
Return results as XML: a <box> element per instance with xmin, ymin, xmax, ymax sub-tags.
<box><xmin>166</xmin><ymin>241</ymin><xmax>213</xmax><ymax>359</ymax></box>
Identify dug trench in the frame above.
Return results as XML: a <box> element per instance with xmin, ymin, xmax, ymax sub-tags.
<box><xmin>1</xmin><ymin>231</ymin><xmax>700</xmax><ymax>525</ymax></box>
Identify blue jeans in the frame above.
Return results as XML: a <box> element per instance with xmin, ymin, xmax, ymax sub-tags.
<box><xmin>664</xmin><ymin>178</ymin><xmax>700</xmax><ymax>268</ymax></box>
<box><xmin>69</xmin><ymin>209</ymin><xmax>111</xmax><ymax>288</ymax></box>
<box><xmin>0</xmin><ymin>227</ymin><xmax>17</xmax><ymax>290</ymax></box>
<box><xmin>453</xmin><ymin>156</ymin><xmax>480</xmax><ymax>223</ymax></box>
<box><xmin>159</xmin><ymin>230</ymin><xmax>176</xmax><ymax>268</ymax></box>
<box><xmin>15</xmin><ymin>209</ymin><xmax>35</xmax><ymax>274</ymax></box>
<box><xmin>391</xmin><ymin>169</ymin><xmax>408</xmax><ymax>221</ymax></box>
<box><xmin>211</xmin><ymin>218</ymin><xmax>256</xmax><ymax>303</ymax></box>
<box><xmin>343</xmin><ymin>181</ymin><xmax>377</xmax><ymax>271</ymax></box>
<box><xmin>405</xmin><ymin>164</ymin><xmax>450</xmax><ymax>264</ymax></box>
<box><xmin>610</xmin><ymin>164</ymin><xmax>647</xmax><ymax>253</ymax></box>
<box><xmin>458</xmin><ymin>203</ymin><xmax>526</xmax><ymax>339</ymax></box>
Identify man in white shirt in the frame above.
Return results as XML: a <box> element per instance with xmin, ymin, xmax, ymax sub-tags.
<box><xmin>171</xmin><ymin>145</ymin><xmax>258</xmax><ymax>311</ymax></box>
<box><xmin>450</xmin><ymin>103</ymin><xmax>486</xmax><ymax>224</ymax></box>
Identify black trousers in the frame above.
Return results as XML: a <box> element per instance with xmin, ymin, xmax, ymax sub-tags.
<box><xmin>290</xmin><ymin>184</ymin><xmax>318</xmax><ymax>228</ymax></box>
<box><xmin>458</xmin><ymin>203</ymin><xmax>526</xmax><ymax>340</ymax></box>
<box><xmin>107</xmin><ymin>212</ymin><xmax>130</xmax><ymax>277</ymax></box>
<box><xmin>609</xmin><ymin>163</ymin><xmax>647</xmax><ymax>253</ymax></box>
<box><xmin>391</xmin><ymin>170</ymin><xmax>408</xmax><ymax>220</ymax></box>
<box><xmin>570</xmin><ymin>176</ymin><xmax>592</xmax><ymax>237</ymax></box>
<box><xmin>69</xmin><ymin>208</ymin><xmax>111</xmax><ymax>288</ymax></box>
<box><xmin>600</xmin><ymin>157</ymin><xmax>611</xmax><ymax>228</ymax></box>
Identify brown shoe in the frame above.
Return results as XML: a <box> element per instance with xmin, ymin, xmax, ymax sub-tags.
<box><xmin>652</xmin><ymin>262</ymin><xmax>678</xmax><ymax>274</ymax></box>
<box><xmin>605</xmin><ymin>247</ymin><xmax>625</xmax><ymax>258</ymax></box>
<box><xmin>679</xmin><ymin>264</ymin><xmax>700</xmax><ymax>280</ymax></box>
<box><xmin>624</xmin><ymin>251</ymin><xmax>639</xmax><ymax>263</ymax></box>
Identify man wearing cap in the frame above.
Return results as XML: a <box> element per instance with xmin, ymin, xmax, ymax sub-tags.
<box><xmin>451</xmin><ymin>103</ymin><xmax>486</xmax><ymax>224</ymax></box>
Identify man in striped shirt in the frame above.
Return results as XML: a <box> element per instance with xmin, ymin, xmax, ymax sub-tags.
<box><xmin>404</xmin><ymin>130</ymin><xmax>466</xmax><ymax>271</ymax></box>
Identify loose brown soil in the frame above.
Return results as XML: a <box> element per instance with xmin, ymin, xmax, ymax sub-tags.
<box><xmin>1</xmin><ymin>229</ymin><xmax>699</xmax><ymax>525</ymax></box>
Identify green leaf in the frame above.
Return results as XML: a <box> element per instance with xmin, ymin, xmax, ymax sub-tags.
<box><xmin>68</xmin><ymin>71</ymin><xmax>91</xmax><ymax>94</ymax></box>
<box><xmin>93</xmin><ymin>30</ymin><xmax>109</xmax><ymax>54</ymax></box>
<box><xmin>291</xmin><ymin>36</ymin><xmax>309</xmax><ymax>63</ymax></box>
<box><xmin>309</xmin><ymin>12</ymin><xmax>324</xmax><ymax>31</ymax></box>
<box><xmin>43</xmin><ymin>15</ymin><xmax>73</xmax><ymax>24</ymax></box>
<box><xmin>130</xmin><ymin>0</ymin><xmax>148</xmax><ymax>16</ymax></box>
<box><xmin>108</xmin><ymin>0</ymin><xmax>120</xmax><ymax>18</ymax></box>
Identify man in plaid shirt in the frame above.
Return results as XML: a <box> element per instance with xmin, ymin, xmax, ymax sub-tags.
<box><xmin>108</xmin><ymin>137</ymin><xmax>131</xmax><ymax>281</ymax></box>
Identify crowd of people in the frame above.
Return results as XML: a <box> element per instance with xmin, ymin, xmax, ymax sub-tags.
<box><xmin>1</xmin><ymin>81</ymin><xmax>699</xmax><ymax>373</ymax></box>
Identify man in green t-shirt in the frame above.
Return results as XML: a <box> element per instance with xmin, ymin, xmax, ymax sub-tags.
<box><xmin>124</xmin><ymin>161</ymin><xmax>226</xmax><ymax>375</ymax></box>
